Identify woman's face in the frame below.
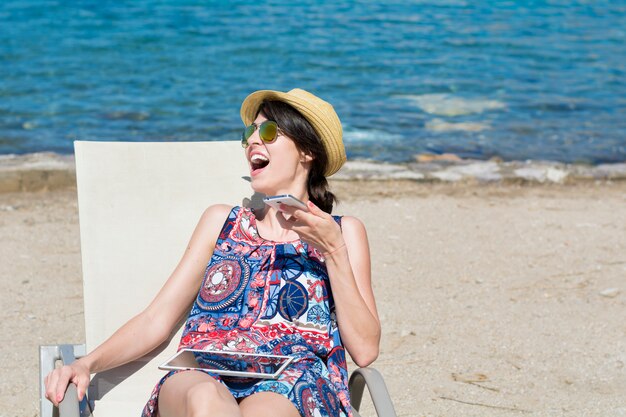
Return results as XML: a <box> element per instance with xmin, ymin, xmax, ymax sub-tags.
<box><xmin>244</xmin><ymin>113</ymin><xmax>312</xmax><ymax>197</ymax></box>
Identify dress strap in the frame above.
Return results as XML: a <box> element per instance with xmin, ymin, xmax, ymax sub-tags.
<box><xmin>216</xmin><ymin>206</ymin><xmax>241</xmax><ymax>244</ymax></box>
<box><xmin>332</xmin><ymin>215</ymin><xmax>342</xmax><ymax>228</ymax></box>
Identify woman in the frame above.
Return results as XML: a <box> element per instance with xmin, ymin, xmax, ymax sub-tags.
<box><xmin>45</xmin><ymin>88</ymin><xmax>381</xmax><ymax>417</ymax></box>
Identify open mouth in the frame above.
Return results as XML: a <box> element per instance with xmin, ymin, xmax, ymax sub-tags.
<box><xmin>250</xmin><ymin>153</ymin><xmax>270</xmax><ymax>175</ymax></box>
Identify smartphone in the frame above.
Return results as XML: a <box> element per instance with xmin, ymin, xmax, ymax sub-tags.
<box><xmin>263</xmin><ymin>194</ymin><xmax>309</xmax><ymax>211</ymax></box>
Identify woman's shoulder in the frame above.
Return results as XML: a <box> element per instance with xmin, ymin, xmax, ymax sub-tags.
<box><xmin>197</xmin><ymin>204</ymin><xmax>238</xmax><ymax>230</ymax></box>
<box><xmin>336</xmin><ymin>215</ymin><xmax>366</xmax><ymax>231</ymax></box>
<box><xmin>201</xmin><ymin>204</ymin><xmax>236</xmax><ymax>220</ymax></box>
<box><xmin>337</xmin><ymin>215</ymin><xmax>369</xmax><ymax>246</ymax></box>
<box><xmin>193</xmin><ymin>204</ymin><xmax>241</xmax><ymax>244</ymax></box>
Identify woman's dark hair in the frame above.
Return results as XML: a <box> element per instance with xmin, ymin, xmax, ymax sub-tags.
<box><xmin>256</xmin><ymin>100</ymin><xmax>338</xmax><ymax>214</ymax></box>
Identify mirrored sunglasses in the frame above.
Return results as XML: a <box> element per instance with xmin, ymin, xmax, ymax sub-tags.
<box><xmin>241</xmin><ymin>120</ymin><xmax>279</xmax><ymax>148</ymax></box>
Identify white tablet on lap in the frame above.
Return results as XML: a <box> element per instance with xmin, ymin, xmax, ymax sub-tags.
<box><xmin>158</xmin><ymin>349</ymin><xmax>294</xmax><ymax>379</ymax></box>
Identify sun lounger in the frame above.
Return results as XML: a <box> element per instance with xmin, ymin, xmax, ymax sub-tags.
<box><xmin>39</xmin><ymin>140</ymin><xmax>396</xmax><ymax>417</ymax></box>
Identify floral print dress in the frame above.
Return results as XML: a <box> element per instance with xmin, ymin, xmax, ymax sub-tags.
<box><xmin>141</xmin><ymin>206</ymin><xmax>351</xmax><ymax>417</ymax></box>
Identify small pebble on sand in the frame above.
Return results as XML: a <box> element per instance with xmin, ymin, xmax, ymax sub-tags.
<box><xmin>599</xmin><ymin>288</ymin><xmax>620</xmax><ymax>298</ymax></box>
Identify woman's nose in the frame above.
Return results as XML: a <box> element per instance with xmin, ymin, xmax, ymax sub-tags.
<box><xmin>246</xmin><ymin>126</ymin><xmax>263</xmax><ymax>146</ymax></box>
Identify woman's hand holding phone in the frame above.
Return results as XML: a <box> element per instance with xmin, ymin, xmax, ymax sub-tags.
<box><xmin>278</xmin><ymin>200</ymin><xmax>345</xmax><ymax>257</ymax></box>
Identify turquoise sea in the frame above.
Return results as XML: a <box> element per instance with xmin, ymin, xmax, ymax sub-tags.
<box><xmin>1</xmin><ymin>1</ymin><xmax>625</xmax><ymax>163</ymax></box>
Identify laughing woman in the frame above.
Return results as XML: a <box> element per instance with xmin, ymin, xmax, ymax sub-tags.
<box><xmin>44</xmin><ymin>88</ymin><xmax>380</xmax><ymax>417</ymax></box>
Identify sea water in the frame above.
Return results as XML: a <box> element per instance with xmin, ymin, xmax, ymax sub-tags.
<box><xmin>1</xmin><ymin>0</ymin><xmax>625</xmax><ymax>164</ymax></box>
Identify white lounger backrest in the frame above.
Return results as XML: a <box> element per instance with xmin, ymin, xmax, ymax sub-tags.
<box><xmin>74</xmin><ymin>141</ymin><xmax>255</xmax><ymax>416</ymax></box>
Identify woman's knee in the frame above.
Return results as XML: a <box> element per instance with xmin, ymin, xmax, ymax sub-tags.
<box><xmin>186</xmin><ymin>381</ymin><xmax>239</xmax><ymax>416</ymax></box>
<box><xmin>239</xmin><ymin>392</ymin><xmax>300</xmax><ymax>417</ymax></box>
<box><xmin>159</xmin><ymin>371</ymin><xmax>240</xmax><ymax>417</ymax></box>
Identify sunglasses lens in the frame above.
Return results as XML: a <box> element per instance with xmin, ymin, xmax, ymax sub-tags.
<box><xmin>241</xmin><ymin>121</ymin><xmax>278</xmax><ymax>147</ymax></box>
<box><xmin>241</xmin><ymin>125</ymin><xmax>256</xmax><ymax>147</ymax></box>
<box><xmin>259</xmin><ymin>121</ymin><xmax>278</xmax><ymax>143</ymax></box>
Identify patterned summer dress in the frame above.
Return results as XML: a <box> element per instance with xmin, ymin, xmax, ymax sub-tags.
<box><xmin>141</xmin><ymin>206</ymin><xmax>351</xmax><ymax>417</ymax></box>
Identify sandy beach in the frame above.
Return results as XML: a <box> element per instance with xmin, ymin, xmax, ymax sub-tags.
<box><xmin>1</xmin><ymin>179</ymin><xmax>626</xmax><ymax>417</ymax></box>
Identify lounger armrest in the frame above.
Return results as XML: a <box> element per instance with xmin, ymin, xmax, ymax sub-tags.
<box><xmin>59</xmin><ymin>384</ymin><xmax>80</xmax><ymax>417</ymax></box>
<box><xmin>349</xmin><ymin>367</ymin><xmax>397</xmax><ymax>417</ymax></box>
<box><xmin>39</xmin><ymin>344</ymin><xmax>88</xmax><ymax>417</ymax></box>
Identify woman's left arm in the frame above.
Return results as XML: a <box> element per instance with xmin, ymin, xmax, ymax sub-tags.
<box><xmin>282</xmin><ymin>201</ymin><xmax>381</xmax><ymax>367</ymax></box>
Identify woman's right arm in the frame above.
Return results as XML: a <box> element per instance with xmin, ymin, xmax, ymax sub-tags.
<box><xmin>44</xmin><ymin>204</ymin><xmax>233</xmax><ymax>407</ymax></box>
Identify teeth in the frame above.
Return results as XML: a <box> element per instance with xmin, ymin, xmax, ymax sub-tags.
<box><xmin>251</xmin><ymin>154</ymin><xmax>269</xmax><ymax>163</ymax></box>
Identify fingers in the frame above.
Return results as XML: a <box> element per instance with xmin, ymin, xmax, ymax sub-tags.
<box><xmin>44</xmin><ymin>374</ymin><xmax>52</xmax><ymax>402</ymax></box>
<box><xmin>56</xmin><ymin>367</ymin><xmax>73</xmax><ymax>404</ymax></box>
<box><xmin>274</xmin><ymin>201</ymin><xmax>340</xmax><ymax>251</ymax></box>
<box><xmin>281</xmin><ymin>208</ymin><xmax>317</xmax><ymax>230</ymax></box>
<box><xmin>306</xmin><ymin>200</ymin><xmax>325</xmax><ymax>216</ymax></box>
<box><xmin>73</xmin><ymin>373</ymin><xmax>90</xmax><ymax>400</ymax></box>
<box><xmin>45</xmin><ymin>368</ymin><xmax>61</xmax><ymax>405</ymax></box>
<box><xmin>45</xmin><ymin>366</ymin><xmax>76</xmax><ymax>406</ymax></box>
<box><xmin>277</xmin><ymin>203</ymin><xmax>302</xmax><ymax>217</ymax></box>
<box><xmin>278</xmin><ymin>202</ymin><xmax>325</xmax><ymax>222</ymax></box>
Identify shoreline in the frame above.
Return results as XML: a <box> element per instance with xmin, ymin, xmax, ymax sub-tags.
<box><xmin>1</xmin><ymin>151</ymin><xmax>626</xmax><ymax>193</ymax></box>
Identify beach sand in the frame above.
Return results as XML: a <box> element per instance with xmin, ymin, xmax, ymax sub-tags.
<box><xmin>1</xmin><ymin>180</ymin><xmax>626</xmax><ymax>417</ymax></box>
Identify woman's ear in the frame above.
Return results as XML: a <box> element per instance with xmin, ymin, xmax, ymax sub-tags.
<box><xmin>300</xmin><ymin>151</ymin><xmax>314</xmax><ymax>163</ymax></box>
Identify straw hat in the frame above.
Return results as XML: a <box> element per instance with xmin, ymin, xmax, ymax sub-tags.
<box><xmin>240</xmin><ymin>88</ymin><xmax>346</xmax><ymax>177</ymax></box>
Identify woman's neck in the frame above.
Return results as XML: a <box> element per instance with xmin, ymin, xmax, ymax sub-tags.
<box><xmin>253</xmin><ymin>207</ymin><xmax>297</xmax><ymax>242</ymax></box>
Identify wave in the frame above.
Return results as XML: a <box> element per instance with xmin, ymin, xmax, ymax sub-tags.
<box><xmin>425</xmin><ymin>118</ymin><xmax>491</xmax><ymax>132</ymax></box>
<box><xmin>335</xmin><ymin>159</ymin><xmax>626</xmax><ymax>184</ymax></box>
<box><xmin>399</xmin><ymin>94</ymin><xmax>506</xmax><ymax>117</ymax></box>
<box><xmin>343</xmin><ymin>129</ymin><xmax>403</xmax><ymax>143</ymax></box>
